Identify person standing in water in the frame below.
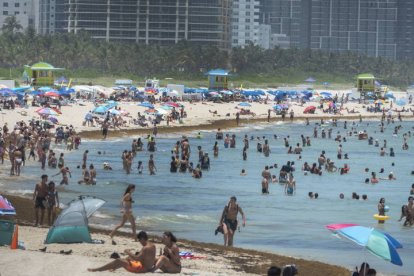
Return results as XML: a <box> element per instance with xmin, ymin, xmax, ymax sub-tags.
<box><xmin>378</xmin><ymin>197</ymin><xmax>386</xmax><ymax>224</ymax></box>
<box><xmin>218</xmin><ymin>196</ymin><xmax>246</xmax><ymax>246</ymax></box>
<box><xmin>110</xmin><ymin>184</ymin><xmax>137</xmax><ymax>244</ymax></box>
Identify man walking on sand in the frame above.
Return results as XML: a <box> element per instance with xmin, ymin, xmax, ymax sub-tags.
<box><xmin>33</xmin><ymin>174</ymin><xmax>49</xmax><ymax>226</ymax></box>
<box><xmin>88</xmin><ymin>231</ymin><xmax>156</xmax><ymax>273</ymax></box>
<box><xmin>219</xmin><ymin>196</ymin><xmax>246</xmax><ymax>246</ymax></box>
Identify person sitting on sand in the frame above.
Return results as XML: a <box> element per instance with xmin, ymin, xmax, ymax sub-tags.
<box><xmin>88</xmin><ymin>231</ymin><xmax>155</xmax><ymax>273</ymax></box>
<box><xmin>152</xmin><ymin>231</ymin><xmax>181</xmax><ymax>273</ymax></box>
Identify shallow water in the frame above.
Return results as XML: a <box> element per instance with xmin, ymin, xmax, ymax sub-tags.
<box><xmin>3</xmin><ymin>119</ymin><xmax>414</xmax><ymax>275</ymax></box>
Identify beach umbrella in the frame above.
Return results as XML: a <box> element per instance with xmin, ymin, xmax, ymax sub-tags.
<box><xmin>305</xmin><ymin>77</ymin><xmax>316</xmax><ymax>83</ymax></box>
<box><xmin>155</xmin><ymin>108</ymin><xmax>168</xmax><ymax>115</ymax></box>
<box><xmin>303</xmin><ymin>106</ymin><xmax>316</xmax><ymax>114</ymax></box>
<box><xmin>144</xmin><ymin>108</ymin><xmax>157</xmax><ymax>115</ymax></box>
<box><xmin>109</xmin><ymin>109</ymin><xmax>121</xmax><ymax>115</ymax></box>
<box><xmin>320</xmin><ymin>92</ymin><xmax>332</xmax><ymax>97</ymax></box>
<box><xmin>48</xmin><ymin>116</ymin><xmax>59</xmax><ymax>124</ymax></box>
<box><xmin>92</xmin><ymin>105</ymin><xmax>110</xmax><ymax>114</ymax></box>
<box><xmin>45</xmin><ymin>196</ymin><xmax>105</xmax><ymax>244</ymax></box>
<box><xmin>160</xmin><ymin>105</ymin><xmax>173</xmax><ymax>110</ymax></box>
<box><xmin>36</xmin><ymin>107</ymin><xmax>59</xmax><ymax>116</ymax></box>
<box><xmin>165</xmin><ymin>102</ymin><xmax>181</xmax><ymax>108</ymax></box>
<box><xmin>138</xmin><ymin>102</ymin><xmax>154</xmax><ymax>108</ymax></box>
<box><xmin>384</xmin><ymin>92</ymin><xmax>394</xmax><ymax>99</ymax></box>
<box><xmin>0</xmin><ymin>195</ymin><xmax>16</xmax><ymax>216</ymax></box>
<box><xmin>209</xmin><ymin>91</ymin><xmax>218</xmax><ymax>95</ymax></box>
<box><xmin>44</xmin><ymin>91</ymin><xmax>60</xmax><ymax>97</ymax></box>
<box><xmin>38</xmin><ymin>86</ymin><xmax>52</xmax><ymax>91</ymax></box>
<box><xmin>221</xmin><ymin>90</ymin><xmax>233</xmax><ymax>95</ymax></box>
<box><xmin>105</xmin><ymin>100</ymin><xmax>118</xmax><ymax>107</ymax></box>
<box><xmin>273</xmin><ymin>105</ymin><xmax>283</xmax><ymax>110</ymax></box>
<box><xmin>395</xmin><ymin>98</ymin><xmax>407</xmax><ymax>106</ymax></box>
<box><xmin>0</xmin><ymin>88</ymin><xmax>15</xmax><ymax>97</ymax></box>
<box><xmin>326</xmin><ymin>224</ymin><xmax>403</xmax><ymax>266</ymax></box>
<box><xmin>374</xmin><ymin>99</ymin><xmax>385</xmax><ymax>105</ymax></box>
<box><xmin>238</xmin><ymin>102</ymin><xmax>251</xmax><ymax>107</ymax></box>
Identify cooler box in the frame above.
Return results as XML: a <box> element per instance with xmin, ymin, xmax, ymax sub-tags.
<box><xmin>0</xmin><ymin>220</ymin><xmax>15</xmax><ymax>245</ymax></box>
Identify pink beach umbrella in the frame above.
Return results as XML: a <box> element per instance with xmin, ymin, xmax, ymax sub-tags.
<box><xmin>36</xmin><ymin>107</ymin><xmax>59</xmax><ymax>116</ymax></box>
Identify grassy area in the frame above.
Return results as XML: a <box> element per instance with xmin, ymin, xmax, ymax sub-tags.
<box><xmin>1</xmin><ymin>67</ymin><xmax>356</xmax><ymax>89</ymax></box>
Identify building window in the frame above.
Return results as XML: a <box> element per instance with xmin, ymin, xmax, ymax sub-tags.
<box><xmin>3</xmin><ymin>2</ymin><xmax>8</xmax><ymax>7</ymax></box>
<box><xmin>15</xmin><ymin>3</ymin><xmax>20</xmax><ymax>7</ymax></box>
<box><xmin>15</xmin><ymin>11</ymin><xmax>19</xmax><ymax>15</ymax></box>
<box><xmin>3</xmin><ymin>11</ymin><xmax>8</xmax><ymax>15</ymax></box>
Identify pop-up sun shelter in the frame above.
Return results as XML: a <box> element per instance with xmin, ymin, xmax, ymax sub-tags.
<box><xmin>0</xmin><ymin>195</ymin><xmax>16</xmax><ymax>246</ymax></box>
<box><xmin>45</xmin><ymin>196</ymin><xmax>105</xmax><ymax>244</ymax></box>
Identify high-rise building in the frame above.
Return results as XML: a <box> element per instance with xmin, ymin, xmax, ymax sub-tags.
<box><xmin>30</xmin><ymin>0</ymin><xmax>414</xmax><ymax>60</ymax></box>
<box><xmin>397</xmin><ymin>0</ymin><xmax>414</xmax><ymax>60</ymax></box>
<box><xmin>37</xmin><ymin>0</ymin><xmax>231</xmax><ymax>49</ymax></box>
<box><xmin>231</xmin><ymin>0</ymin><xmax>260</xmax><ymax>48</ymax></box>
<box><xmin>0</xmin><ymin>0</ymin><xmax>35</xmax><ymax>31</ymax></box>
<box><xmin>309</xmin><ymin>0</ymin><xmax>398</xmax><ymax>59</ymax></box>
<box><xmin>259</xmin><ymin>0</ymin><xmax>303</xmax><ymax>48</ymax></box>
<box><xmin>259</xmin><ymin>0</ymin><xmax>399</xmax><ymax>59</ymax></box>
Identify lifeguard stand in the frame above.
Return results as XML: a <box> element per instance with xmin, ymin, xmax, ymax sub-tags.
<box><xmin>357</xmin><ymin>73</ymin><xmax>381</xmax><ymax>100</ymax></box>
<box><xmin>206</xmin><ymin>69</ymin><xmax>231</xmax><ymax>90</ymax></box>
<box><xmin>24</xmin><ymin>62</ymin><xmax>64</xmax><ymax>87</ymax></box>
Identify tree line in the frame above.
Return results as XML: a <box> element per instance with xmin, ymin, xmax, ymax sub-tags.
<box><xmin>1</xmin><ymin>16</ymin><xmax>413</xmax><ymax>87</ymax></box>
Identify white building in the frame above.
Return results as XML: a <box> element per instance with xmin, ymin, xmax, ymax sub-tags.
<box><xmin>0</xmin><ymin>0</ymin><xmax>35</xmax><ymax>31</ymax></box>
<box><xmin>231</xmin><ymin>0</ymin><xmax>260</xmax><ymax>48</ymax></box>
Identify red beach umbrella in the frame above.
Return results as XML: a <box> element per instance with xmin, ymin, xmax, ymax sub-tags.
<box><xmin>303</xmin><ymin>106</ymin><xmax>316</xmax><ymax>114</ymax></box>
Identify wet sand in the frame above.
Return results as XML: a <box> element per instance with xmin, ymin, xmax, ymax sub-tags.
<box><xmin>1</xmin><ymin>194</ymin><xmax>350</xmax><ymax>275</ymax></box>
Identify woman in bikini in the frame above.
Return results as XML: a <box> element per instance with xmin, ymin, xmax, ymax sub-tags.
<box><xmin>46</xmin><ymin>181</ymin><xmax>59</xmax><ymax>226</ymax></box>
<box><xmin>152</xmin><ymin>231</ymin><xmax>181</xmax><ymax>273</ymax></box>
<box><xmin>109</xmin><ymin>184</ymin><xmax>137</xmax><ymax>244</ymax></box>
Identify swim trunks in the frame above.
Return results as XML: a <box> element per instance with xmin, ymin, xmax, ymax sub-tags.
<box><xmin>126</xmin><ymin>260</ymin><xmax>145</xmax><ymax>273</ymax></box>
<box><xmin>287</xmin><ymin>187</ymin><xmax>293</xmax><ymax>195</ymax></box>
<box><xmin>224</xmin><ymin>218</ymin><xmax>238</xmax><ymax>232</ymax></box>
<box><xmin>35</xmin><ymin>197</ymin><xmax>47</xmax><ymax>209</ymax></box>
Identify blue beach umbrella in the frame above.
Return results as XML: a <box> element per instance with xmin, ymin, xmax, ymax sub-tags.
<box><xmin>238</xmin><ymin>102</ymin><xmax>251</xmax><ymax>107</ymax></box>
<box><xmin>0</xmin><ymin>88</ymin><xmax>15</xmax><ymax>97</ymax></box>
<box><xmin>92</xmin><ymin>105</ymin><xmax>110</xmax><ymax>113</ymax></box>
<box><xmin>320</xmin><ymin>92</ymin><xmax>332</xmax><ymax>97</ymax></box>
<box><xmin>38</xmin><ymin>86</ymin><xmax>52</xmax><ymax>91</ymax></box>
<box><xmin>138</xmin><ymin>102</ymin><xmax>154</xmax><ymax>108</ymax></box>
<box><xmin>395</xmin><ymin>98</ymin><xmax>407</xmax><ymax>106</ymax></box>
<box><xmin>326</xmin><ymin>224</ymin><xmax>403</xmax><ymax>266</ymax></box>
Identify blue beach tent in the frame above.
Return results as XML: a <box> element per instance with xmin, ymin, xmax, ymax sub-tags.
<box><xmin>45</xmin><ymin>196</ymin><xmax>105</xmax><ymax>244</ymax></box>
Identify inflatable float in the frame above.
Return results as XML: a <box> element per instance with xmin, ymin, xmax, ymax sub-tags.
<box><xmin>373</xmin><ymin>214</ymin><xmax>389</xmax><ymax>221</ymax></box>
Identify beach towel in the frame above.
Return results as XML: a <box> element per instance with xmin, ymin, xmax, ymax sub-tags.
<box><xmin>179</xmin><ymin>252</ymin><xmax>206</xmax><ymax>259</ymax></box>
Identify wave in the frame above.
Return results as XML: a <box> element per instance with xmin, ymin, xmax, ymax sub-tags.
<box><xmin>5</xmin><ymin>189</ymin><xmax>33</xmax><ymax>195</ymax></box>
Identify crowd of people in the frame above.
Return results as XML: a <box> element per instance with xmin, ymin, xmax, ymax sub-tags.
<box><xmin>1</xmin><ymin>97</ymin><xmax>413</xmax><ymax>275</ymax></box>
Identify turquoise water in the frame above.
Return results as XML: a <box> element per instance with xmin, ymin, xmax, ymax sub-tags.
<box><xmin>2</xmin><ymin>120</ymin><xmax>414</xmax><ymax>275</ymax></box>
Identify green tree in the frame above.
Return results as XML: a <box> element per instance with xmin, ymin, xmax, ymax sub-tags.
<box><xmin>2</xmin><ymin>16</ymin><xmax>22</xmax><ymax>34</ymax></box>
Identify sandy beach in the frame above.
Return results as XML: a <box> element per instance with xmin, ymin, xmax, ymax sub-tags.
<box><xmin>0</xmin><ymin>196</ymin><xmax>350</xmax><ymax>276</ymax></box>
<box><xmin>0</xmin><ymin>90</ymin><xmax>412</xmax><ymax>140</ymax></box>
<box><xmin>1</xmin><ymin>89</ymin><xmax>412</xmax><ymax>276</ymax></box>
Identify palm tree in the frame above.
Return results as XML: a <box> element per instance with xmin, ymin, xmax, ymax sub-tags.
<box><xmin>2</xmin><ymin>16</ymin><xmax>22</xmax><ymax>34</ymax></box>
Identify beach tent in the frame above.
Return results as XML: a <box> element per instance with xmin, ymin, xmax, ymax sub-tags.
<box><xmin>45</xmin><ymin>196</ymin><xmax>105</xmax><ymax>244</ymax></box>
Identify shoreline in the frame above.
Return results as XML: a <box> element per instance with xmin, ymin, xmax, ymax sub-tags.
<box><xmin>78</xmin><ymin>113</ymin><xmax>395</xmax><ymax>140</ymax></box>
<box><xmin>1</xmin><ymin>194</ymin><xmax>350</xmax><ymax>275</ymax></box>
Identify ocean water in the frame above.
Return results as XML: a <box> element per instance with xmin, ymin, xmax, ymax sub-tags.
<box><xmin>2</xmin><ymin>119</ymin><xmax>414</xmax><ymax>275</ymax></box>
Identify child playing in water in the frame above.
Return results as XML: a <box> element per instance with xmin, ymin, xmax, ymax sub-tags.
<box><xmin>137</xmin><ymin>161</ymin><xmax>143</xmax><ymax>174</ymax></box>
